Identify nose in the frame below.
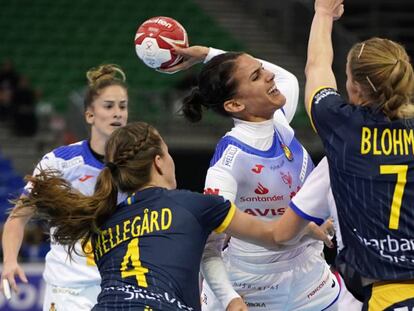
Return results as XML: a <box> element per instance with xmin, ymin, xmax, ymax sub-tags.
<box><xmin>113</xmin><ymin>106</ymin><xmax>123</xmax><ymax>119</ymax></box>
<box><xmin>266</xmin><ymin>70</ymin><xmax>275</xmax><ymax>82</ymax></box>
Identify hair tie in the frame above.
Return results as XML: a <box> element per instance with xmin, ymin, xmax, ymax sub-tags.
<box><xmin>105</xmin><ymin>162</ymin><xmax>118</xmax><ymax>174</ymax></box>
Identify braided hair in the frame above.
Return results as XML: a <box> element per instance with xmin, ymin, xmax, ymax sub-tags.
<box><xmin>13</xmin><ymin>122</ymin><xmax>163</xmax><ymax>255</ymax></box>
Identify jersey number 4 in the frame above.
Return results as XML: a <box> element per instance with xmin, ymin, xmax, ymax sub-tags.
<box><xmin>121</xmin><ymin>238</ymin><xmax>149</xmax><ymax>287</ymax></box>
<box><xmin>380</xmin><ymin>165</ymin><xmax>408</xmax><ymax>230</ymax></box>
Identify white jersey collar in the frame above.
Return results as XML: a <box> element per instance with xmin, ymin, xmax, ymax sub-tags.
<box><xmin>226</xmin><ymin>118</ymin><xmax>275</xmax><ymax>150</ymax></box>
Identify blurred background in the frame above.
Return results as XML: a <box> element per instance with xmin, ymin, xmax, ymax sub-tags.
<box><xmin>0</xmin><ymin>0</ymin><xmax>413</xmax><ymax>309</ymax></box>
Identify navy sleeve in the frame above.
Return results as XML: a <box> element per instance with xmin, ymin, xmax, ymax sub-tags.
<box><xmin>310</xmin><ymin>87</ymin><xmax>355</xmax><ymax>140</ymax></box>
<box><xmin>183</xmin><ymin>193</ymin><xmax>235</xmax><ymax>233</ymax></box>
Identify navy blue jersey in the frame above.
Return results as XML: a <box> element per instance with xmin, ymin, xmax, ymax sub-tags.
<box><xmin>310</xmin><ymin>87</ymin><xmax>414</xmax><ymax>281</ymax></box>
<box><xmin>91</xmin><ymin>187</ymin><xmax>235</xmax><ymax>311</ymax></box>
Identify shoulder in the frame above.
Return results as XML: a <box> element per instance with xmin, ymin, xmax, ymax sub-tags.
<box><xmin>51</xmin><ymin>140</ymin><xmax>87</xmax><ymax>160</ymax></box>
<box><xmin>310</xmin><ymin>87</ymin><xmax>369</xmax><ymax>133</ymax></box>
<box><xmin>210</xmin><ymin>136</ymin><xmax>243</xmax><ymax>169</ymax></box>
<box><xmin>166</xmin><ymin>188</ymin><xmax>223</xmax><ymax>204</ymax></box>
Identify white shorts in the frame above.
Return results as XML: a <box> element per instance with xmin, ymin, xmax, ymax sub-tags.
<box><xmin>201</xmin><ymin>245</ymin><xmax>340</xmax><ymax>311</ymax></box>
<box><xmin>43</xmin><ymin>282</ymin><xmax>100</xmax><ymax>311</ymax></box>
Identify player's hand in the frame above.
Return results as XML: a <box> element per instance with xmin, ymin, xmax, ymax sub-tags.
<box><xmin>158</xmin><ymin>45</ymin><xmax>210</xmax><ymax>74</ymax></box>
<box><xmin>315</xmin><ymin>0</ymin><xmax>344</xmax><ymax>20</ymax></box>
<box><xmin>306</xmin><ymin>218</ymin><xmax>335</xmax><ymax>248</ymax></box>
<box><xmin>1</xmin><ymin>261</ymin><xmax>28</xmax><ymax>297</ymax></box>
<box><xmin>226</xmin><ymin>297</ymin><xmax>248</xmax><ymax>311</ymax></box>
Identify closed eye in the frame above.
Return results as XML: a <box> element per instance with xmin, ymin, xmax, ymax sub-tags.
<box><xmin>250</xmin><ymin>65</ymin><xmax>264</xmax><ymax>81</ymax></box>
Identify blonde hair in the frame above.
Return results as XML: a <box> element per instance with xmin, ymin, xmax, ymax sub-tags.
<box><xmin>84</xmin><ymin>64</ymin><xmax>127</xmax><ymax>111</ymax></box>
<box><xmin>348</xmin><ymin>37</ymin><xmax>414</xmax><ymax>120</ymax></box>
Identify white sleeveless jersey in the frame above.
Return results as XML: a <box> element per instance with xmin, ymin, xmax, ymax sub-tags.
<box><xmin>205</xmin><ymin>111</ymin><xmax>319</xmax><ymax>263</ymax></box>
<box><xmin>26</xmin><ymin>140</ymin><xmax>102</xmax><ymax>287</ymax></box>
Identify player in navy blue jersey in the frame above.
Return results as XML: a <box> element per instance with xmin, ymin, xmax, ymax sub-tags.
<box><xmin>10</xmin><ymin>122</ymin><xmax>333</xmax><ymax>311</ymax></box>
<box><xmin>305</xmin><ymin>0</ymin><xmax>414</xmax><ymax>309</ymax></box>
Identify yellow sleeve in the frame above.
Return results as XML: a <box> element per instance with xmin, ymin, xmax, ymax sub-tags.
<box><xmin>214</xmin><ymin>202</ymin><xmax>236</xmax><ymax>234</ymax></box>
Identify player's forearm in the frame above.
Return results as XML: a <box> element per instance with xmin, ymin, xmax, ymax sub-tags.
<box><xmin>306</xmin><ymin>11</ymin><xmax>334</xmax><ymax>73</ymax></box>
<box><xmin>201</xmin><ymin>233</ymin><xmax>240</xmax><ymax>308</ymax></box>
<box><xmin>2</xmin><ymin>216</ymin><xmax>29</xmax><ymax>264</ymax></box>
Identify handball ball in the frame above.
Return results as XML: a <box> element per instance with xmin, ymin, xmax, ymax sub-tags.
<box><xmin>134</xmin><ymin>16</ymin><xmax>189</xmax><ymax>70</ymax></box>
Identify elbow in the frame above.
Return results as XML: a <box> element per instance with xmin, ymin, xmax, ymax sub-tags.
<box><xmin>271</xmin><ymin>228</ymin><xmax>293</xmax><ymax>245</ymax></box>
<box><xmin>273</xmin><ymin>234</ymin><xmax>290</xmax><ymax>245</ymax></box>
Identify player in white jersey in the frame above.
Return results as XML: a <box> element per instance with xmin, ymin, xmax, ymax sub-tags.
<box><xmin>1</xmin><ymin>64</ymin><xmax>129</xmax><ymax>310</ymax></box>
<box><xmin>165</xmin><ymin>46</ymin><xmax>340</xmax><ymax>310</ymax></box>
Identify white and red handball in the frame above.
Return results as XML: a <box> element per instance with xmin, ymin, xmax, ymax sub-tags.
<box><xmin>134</xmin><ymin>16</ymin><xmax>189</xmax><ymax>70</ymax></box>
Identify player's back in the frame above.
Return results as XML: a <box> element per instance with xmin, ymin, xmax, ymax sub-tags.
<box><xmin>311</xmin><ymin>88</ymin><xmax>414</xmax><ymax>281</ymax></box>
<box><xmin>92</xmin><ymin>187</ymin><xmax>233</xmax><ymax>311</ymax></box>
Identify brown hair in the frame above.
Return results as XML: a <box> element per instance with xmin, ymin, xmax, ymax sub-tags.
<box><xmin>348</xmin><ymin>37</ymin><xmax>414</xmax><ymax>120</ymax></box>
<box><xmin>84</xmin><ymin>64</ymin><xmax>127</xmax><ymax>111</ymax></box>
<box><xmin>13</xmin><ymin>122</ymin><xmax>163</xmax><ymax>254</ymax></box>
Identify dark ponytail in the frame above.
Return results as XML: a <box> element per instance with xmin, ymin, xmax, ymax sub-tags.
<box><xmin>181</xmin><ymin>88</ymin><xmax>205</xmax><ymax>122</ymax></box>
<box><xmin>181</xmin><ymin>52</ymin><xmax>244</xmax><ymax>122</ymax></box>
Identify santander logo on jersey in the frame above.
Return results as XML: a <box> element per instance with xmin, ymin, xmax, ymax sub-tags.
<box><xmin>254</xmin><ymin>183</ymin><xmax>269</xmax><ymax>195</ymax></box>
<box><xmin>239</xmin><ymin>183</ymin><xmax>284</xmax><ymax>203</ymax></box>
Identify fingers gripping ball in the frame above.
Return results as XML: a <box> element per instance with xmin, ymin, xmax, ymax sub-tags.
<box><xmin>134</xmin><ymin>16</ymin><xmax>189</xmax><ymax>70</ymax></box>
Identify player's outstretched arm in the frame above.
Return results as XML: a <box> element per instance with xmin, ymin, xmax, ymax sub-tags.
<box><xmin>225</xmin><ymin>208</ymin><xmax>334</xmax><ymax>248</ymax></box>
<box><xmin>1</xmin><ymin>202</ymin><xmax>31</xmax><ymax>296</ymax></box>
<box><xmin>304</xmin><ymin>0</ymin><xmax>344</xmax><ymax>116</ymax></box>
<box><xmin>158</xmin><ymin>45</ymin><xmax>210</xmax><ymax>73</ymax></box>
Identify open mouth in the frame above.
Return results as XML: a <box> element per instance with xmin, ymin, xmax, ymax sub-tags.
<box><xmin>110</xmin><ymin>122</ymin><xmax>122</xmax><ymax>127</ymax></box>
<box><xmin>268</xmin><ymin>85</ymin><xmax>279</xmax><ymax>96</ymax></box>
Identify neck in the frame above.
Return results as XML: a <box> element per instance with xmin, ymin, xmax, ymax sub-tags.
<box><xmin>139</xmin><ymin>182</ymin><xmax>171</xmax><ymax>191</ymax></box>
<box><xmin>89</xmin><ymin>134</ymin><xmax>107</xmax><ymax>156</ymax></box>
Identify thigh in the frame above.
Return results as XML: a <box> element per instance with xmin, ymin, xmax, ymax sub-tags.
<box><xmin>363</xmin><ymin>280</ymin><xmax>414</xmax><ymax>311</ymax></box>
<box><xmin>232</xmin><ymin>269</ymin><xmax>291</xmax><ymax>310</ymax></box>
<box><xmin>43</xmin><ymin>283</ymin><xmax>100</xmax><ymax>311</ymax></box>
<box><xmin>201</xmin><ymin>266</ymin><xmax>292</xmax><ymax>311</ymax></box>
<box><xmin>289</xmin><ymin>254</ymin><xmax>341</xmax><ymax>311</ymax></box>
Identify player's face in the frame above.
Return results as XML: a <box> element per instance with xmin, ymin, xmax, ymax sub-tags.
<box><xmin>231</xmin><ymin>54</ymin><xmax>286</xmax><ymax>121</ymax></box>
<box><xmin>160</xmin><ymin>139</ymin><xmax>177</xmax><ymax>190</ymax></box>
<box><xmin>86</xmin><ymin>85</ymin><xmax>128</xmax><ymax>140</ymax></box>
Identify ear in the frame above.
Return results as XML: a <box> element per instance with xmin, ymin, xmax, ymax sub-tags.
<box><xmin>223</xmin><ymin>99</ymin><xmax>244</xmax><ymax>114</ymax></box>
<box><xmin>85</xmin><ymin>110</ymin><xmax>94</xmax><ymax>125</ymax></box>
<box><xmin>352</xmin><ymin>80</ymin><xmax>367</xmax><ymax>103</ymax></box>
<box><xmin>153</xmin><ymin>154</ymin><xmax>164</xmax><ymax>175</ymax></box>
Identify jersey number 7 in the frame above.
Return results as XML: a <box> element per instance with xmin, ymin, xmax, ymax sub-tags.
<box><xmin>380</xmin><ymin>165</ymin><xmax>408</xmax><ymax>230</ymax></box>
<box><xmin>121</xmin><ymin>238</ymin><xmax>149</xmax><ymax>287</ymax></box>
